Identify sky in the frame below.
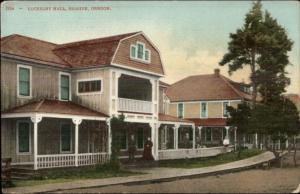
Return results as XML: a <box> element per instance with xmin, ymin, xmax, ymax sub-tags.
<box><xmin>1</xmin><ymin>1</ymin><xmax>299</xmax><ymax>94</ymax></box>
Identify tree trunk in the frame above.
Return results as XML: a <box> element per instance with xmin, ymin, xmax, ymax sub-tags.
<box><xmin>250</xmin><ymin>50</ymin><xmax>257</xmax><ymax>105</ymax></box>
<box><xmin>294</xmin><ymin>136</ymin><xmax>297</xmax><ymax>167</ymax></box>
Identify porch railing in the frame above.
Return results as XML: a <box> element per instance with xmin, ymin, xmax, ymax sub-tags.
<box><xmin>158</xmin><ymin>146</ymin><xmax>234</xmax><ymax>160</ymax></box>
<box><xmin>118</xmin><ymin>98</ymin><xmax>152</xmax><ymax>114</ymax></box>
<box><xmin>37</xmin><ymin>152</ymin><xmax>109</xmax><ymax>169</ymax></box>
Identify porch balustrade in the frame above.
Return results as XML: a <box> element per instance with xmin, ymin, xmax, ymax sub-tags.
<box><xmin>118</xmin><ymin>98</ymin><xmax>152</xmax><ymax>114</ymax></box>
<box><xmin>37</xmin><ymin>153</ymin><xmax>108</xmax><ymax>169</ymax></box>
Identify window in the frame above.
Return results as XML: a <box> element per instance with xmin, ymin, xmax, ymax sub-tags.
<box><xmin>201</xmin><ymin>102</ymin><xmax>208</xmax><ymax>118</ymax></box>
<box><xmin>119</xmin><ymin>130</ymin><xmax>127</xmax><ymax>150</ymax></box>
<box><xmin>17</xmin><ymin>121</ymin><xmax>31</xmax><ymax>154</ymax></box>
<box><xmin>130</xmin><ymin>45</ymin><xmax>136</xmax><ymax>58</ymax></box>
<box><xmin>59</xmin><ymin>73</ymin><xmax>71</xmax><ymax>101</ymax></box>
<box><xmin>137</xmin><ymin>43</ymin><xmax>144</xmax><ymax>59</ymax></box>
<box><xmin>18</xmin><ymin>65</ymin><xmax>31</xmax><ymax>97</ymax></box>
<box><xmin>223</xmin><ymin>101</ymin><xmax>229</xmax><ymax>117</ymax></box>
<box><xmin>60</xmin><ymin>123</ymin><xmax>72</xmax><ymax>153</ymax></box>
<box><xmin>178</xmin><ymin>103</ymin><xmax>184</xmax><ymax>118</ymax></box>
<box><xmin>78</xmin><ymin>79</ymin><xmax>102</xmax><ymax>94</ymax></box>
<box><xmin>205</xmin><ymin>127</ymin><xmax>212</xmax><ymax>142</ymax></box>
<box><xmin>130</xmin><ymin>42</ymin><xmax>151</xmax><ymax>63</ymax></box>
<box><xmin>136</xmin><ymin>128</ymin><xmax>144</xmax><ymax>149</ymax></box>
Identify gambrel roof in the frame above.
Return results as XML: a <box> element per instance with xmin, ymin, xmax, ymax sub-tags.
<box><xmin>1</xmin><ymin>31</ymin><xmax>164</xmax><ymax>75</ymax></box>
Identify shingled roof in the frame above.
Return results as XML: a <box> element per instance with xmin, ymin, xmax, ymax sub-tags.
<box><xmin>166</xmin><ymin>69</ymin><xmax>252</xmax><ymax>102</ymax></box>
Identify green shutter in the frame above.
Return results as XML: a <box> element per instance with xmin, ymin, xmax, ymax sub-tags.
<box><xmin>61</xmin><ymin>124</ymin><xmax>71</xmax><ymax>152</ymax></box>
<box><xmin>18</xmin><ymin>122</ymin><xmax>30</xmax><ymax>153</ymax></box>
<box><xmin>145</xmin><ymin>50</ymin><xmax>149</xmax><ymax>61</ymax></box>
<box><xmin>19</xmin><ymin>67</ymin><xmax>30</xmax><ymax>96</ymax></box>
<box><xmin>137</xmin><ymin>44</ymin><xmax>144</xmax><ymax>59</ymax></box>
<box><xmin>201</xmin><ymin>103</ymin><xmax>207</xmax><ymax>117</ymax></box>
<box><xmin>60</xmin><ymin>75</ymin><xmax>70</xmax><ymax>100</ymax></box>
<box><xmin>131</xmin><ymin>46</ymin><xmax>136</xmax><ymax>58</ymax></box>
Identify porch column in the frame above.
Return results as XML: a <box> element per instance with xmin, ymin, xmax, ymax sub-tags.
<box><xmin>106</xmin><ymin>118</ymin><xmax>112</xmax><ymax>156</ymax></box>
<box><xmin>255</xmin><ymin>133</ymin><xmax>258</xmax><ymax>149</ymax></box>
<box><xmin>175</xmin><ymin>124</ymin><xmax>179</xmax><ymax>149</ymax></box>
<box><xmin>198</xmin><ymin>126</ymin><xmax>202</xmax><ymax>147</ymax></box>
<box><xmin>225</xmin><ymin>126</ymin><xmax>230</xmax><ymax>143</ymax></box>
<box><xmin>192</xmin><ymin>125</ymin><xmax>196</xmax><ymax>149</ymax></box>
<box><xmin>234</xmin><ymin>127</ymin><xmax>237</xmax><ymax>150</ymax></box>
<box><xmin>150</xmin><ymin>122</ymin><xmax>158</xmax><ymax>160</ymax></box>
<box><xmin>72</xmin><ymin>118</ymin><xmax>82</xmax><ymax>167</ymax></box>
<box><xmin>286</xmin><ymin>138</ymin><xmax>289</xmax><ymax>150</ymax></box>
<box><xmin>31</xmin><ymin>114</ymin><xmax>43</xmax><ymax>170</ymax></box>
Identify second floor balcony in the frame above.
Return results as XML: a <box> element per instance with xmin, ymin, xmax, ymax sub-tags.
<box><xmin>117</xmin><ymin>74</ymin><xmax>153</xmax><ymax>114</ymax></box>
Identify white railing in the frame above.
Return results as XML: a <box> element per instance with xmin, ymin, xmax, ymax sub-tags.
<box><xmin>118</xmin><ymin>98</ymin><xmax>152</xmax><ymax>114</ymax></box>
<box><xmin>158</xmin><ymin>146</ymin><xmax>234</xmax><ymax>160</ymax></box>
<box><xmin>37</xmin><ymin>152</ymin><xmax>109</xmax><ymax>169</ymax></box>
<box><xmin>78</xmin><ymin>153</ymin><xmax>109</xmax><ymax>166</ymax></box>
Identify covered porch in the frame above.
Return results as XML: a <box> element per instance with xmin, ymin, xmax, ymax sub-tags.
<box><xmin>158</xmin><ymin>116</ymin><xmax>235</xmax><ymax>160</ymax></box>
<box><xmin>1</xmin><ymin>99</ymin><xmax>110</xmax><ymax>170</ymax></box>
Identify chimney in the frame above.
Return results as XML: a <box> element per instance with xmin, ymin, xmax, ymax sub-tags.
<box><xmin>214</xmin><ymin>68</ymin><xmax>220</xmax><ymax>76</ymax></box>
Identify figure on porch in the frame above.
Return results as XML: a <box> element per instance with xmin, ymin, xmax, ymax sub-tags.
<box><xmin>128</xmin><ymin>134</ymin><xmax>136</xmax><ymax>161</ymax></box>
<box><xmin>143</xmin><ymin>137</ymin><xmax>154</xmax><ymax>160</ymax></box>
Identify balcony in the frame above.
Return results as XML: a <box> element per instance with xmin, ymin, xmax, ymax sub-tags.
<box><xmin>118</xmin><ymin>98</ymin><xmax>152</xmax><ymax>114</ymax></box>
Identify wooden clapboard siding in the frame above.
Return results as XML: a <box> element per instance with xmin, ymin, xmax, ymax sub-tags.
<box><xmin>1</xmin><ymin>59</ymin><xmax>63</xmax><ymax>111</ymax></box>
<box><xmin>71</xmin><ymin>68</ymin><xmax>110</xmax><ymax>115</ymax></box>
<box><xmin>208</xmin><ymin>102</ymin><xmax>223</xmax><ymax>118</ymax></box>
<box><xmin>184</xmin><ymin>103</ymin><xmax>200</xmax><ymax>118</ymax></box>
<box><xmin>168</xmin><ymin>103</ymin><xmax>177</xmax><ymax>117</ymax></box>
<box><xmin>1</xmin><ymin>118</ymin><xmax>34</xmax><ymax>164</ymax></box>
<box><xmin>112</xmin><ymin>34</ymin><xmax>164</xmax><ymax>75</ymax></box>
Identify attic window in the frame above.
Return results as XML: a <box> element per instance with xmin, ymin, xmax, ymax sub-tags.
<box><xmin>130</xmin><ymin>42</ymin><xmax>151</xmax><ymax>63</ymax></box>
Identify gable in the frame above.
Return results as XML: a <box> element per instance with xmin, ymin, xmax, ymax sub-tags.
<box><xmin>112</xmin><ymin>34</ymin><xmax>164</xmax><ymax>75</ymax></box>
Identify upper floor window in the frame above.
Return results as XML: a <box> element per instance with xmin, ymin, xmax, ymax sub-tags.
<box><xmin>130</xmin><ymin>42</ymin><xmax>151</xmax><ymax>63</ymax></box>
<box><xmin>223</xmin><ymin>101</ymin><xmax>229</xmax><ymax>117</ymax></box>
<box><xmin>77</xmin><ymin>79</ymin><xmax>102</xmax><ymax>94</ymax></box>
<box><xmin>59</xmin><ymin>72</ymin><xmax>71</xmax><ymax>101</ymax></box>
<box><xmin>178</xmin><ymin>103</ymin><xmax>184</xmax><ymax>118</ymax></box>
<box><xmin>201</xmin><ymin>102</ymin><xmax>208</xmax><ymax>118</ymax></box>
<box><xmin>17</xmin><ymin>65</ymin><xmax>32</xmax><ymax>98</ymax></box>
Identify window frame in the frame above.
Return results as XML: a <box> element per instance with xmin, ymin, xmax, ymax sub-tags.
<box><xmin>178</xmin><ymin>103</ymin><xmax>184</xmax><ymax>119</ymax></box>
<box><xmin>16</xmin><ymin>120</ymin><xmax>31</xmax><ymax>155</ymax></box>
<box><xmin>76</xmin><ymin>78</ymin><xmax>103</xmax><ymax>95</ymax></box>
<box><xmin>60</xmin><ymin>122</ymin><xmax>73</xmax><ymax>154</ymax></box>
<box><xmin>17</xmin><ymin>64</ymin><xmax>32</xmax><ymax>99</ymax></box>
<box><xmin>200</xmin><ymin>102</ymin><xmax>208</xmax><ymax>118</ymax></box>
<box><xmin>129</xmin><ymin>41</ymin><xmax>151</xmax><ymax>63</ymax></box>
<box><xmin>59</xmin><ymin>72</ymin><xmax>71</xmax><ymax>101</ymax></box>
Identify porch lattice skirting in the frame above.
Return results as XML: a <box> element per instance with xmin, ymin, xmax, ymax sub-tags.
<box><xmin>37</xmin><ymin>153</ymin><xmax>109</xmax><ymax>169</ymax></box>
<box><xmin>158</xmin><ymin>146</ymin><xmax>234</xmax><ymax>160</ymax></box>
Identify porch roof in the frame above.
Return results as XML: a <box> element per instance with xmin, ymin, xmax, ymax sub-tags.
<box><xmin>158</xmin><ymin>113</ymin><xmax>194</xmax><ymax>124</ymax></box>
<box><xmin>188</xmin><ymin>118</ymin><xmax>227</xmax><ymax>127</ymax></box>
<box><xmin>1</xmin><ymin>99</ymin><xmax>108</xmax><ymax>120</ymax></box>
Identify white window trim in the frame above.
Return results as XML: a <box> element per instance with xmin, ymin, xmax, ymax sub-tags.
<box><xmin>16</xmin><ymin>120</ymin><xmax>32</xmax><ymax>155</ymax></box>
<box><xmin>17</xmin><ymin>64</ymin><xmax>32</xmax><ymax>99</ymax></box>
<box><xmin>59</xmin><ymin>72</ymin><xmax>72</xmax><ymax>101</ymax></box>
<box><xmin>200</xmin><ymin>102</ymin><xmax>208</xmax><ymax>118</ymax></box>
<box><xmin>60</xmin><ymin>122</ymin><xmax>73</xmax><ymax>154</ymax></box>
<box><xmin>76</xmin><ymin>77</ymin><xmax>103</xmax><ymax>96</ymax></box>
<box><xmin>222</xmin><ymin>101</ymin><xmax>231</xmax><ymax>118</ymax></box>
<box><xmin>177</xmin><ymin>103</ymin><xmax>184</xmax><ymax>119</ymax></box>
<box><xmin>129</xmin><ymin>41</ymin><xmax>151</xmax><ymax>64</ymax></box>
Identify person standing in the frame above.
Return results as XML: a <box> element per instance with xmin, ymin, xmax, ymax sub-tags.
<box><xmin>128</xmin><ymin>134</ymin><xmax>136</xmax><ymax>161</ymax></box>
<box><xmin>143</xmin><ymin>137</ymin><xmax>154</xmax><ymax>160</ymax></box>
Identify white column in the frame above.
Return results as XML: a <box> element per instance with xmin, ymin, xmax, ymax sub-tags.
<box><xmin>72</xmin><ymin>118</ymin><xmax>82</xmax><ymax>167</ymax></box>
<box><xmin>175</xmin><ymin>124</ymin><xmax>179</xmax><ymax>149</ymax></box>
<box><xmin>234</xmin><ymin>127</ymin><xmax>237</xmax><ymax>150</ymax></box>
<box><xmin>173</xmin><ymin>126</ymin><xmax>176</xmax><ymax>149</ymax></box>
<box><xmin>106</xmin><ymin>118</ymin><xmax>112</xmax><ymax>156</ymax></box>
<box><xmin>192</xmin><ymin>125</ymin><xmax>196</xmax><ymax>149</ymax></box>
<box><xmin>150</xmin><ymin>123</ymin><xmax>156</xmax><ymax>159</ymax></box>
<box><xmin>31</xmin><ymin>114</ymin><xmax>42</xmax><ymax>170</ymax></box>
<box><xmin>286</xmin><ymin>138</ymin><xmax>289</xmax><ymax>150</ymax></box>
<box><xmin>225</xmin><ymin>126</ymin><xmax>230</xmax><ymax>143</ymax></box>
<box><xmin>255</xmin><ymin>133</ymin><xmax>258</xmax><ymax>149</ymax></box>
<box><xmin>198</xmin><ymin>126</ymin><xmax>202</xmax><ymax>147</ymax></box>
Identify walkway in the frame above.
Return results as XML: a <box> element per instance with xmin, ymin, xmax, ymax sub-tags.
<box><xmin>3</xmin><ymin>151</ymin><xmax>275</xmax><ymax>194</ymax></box>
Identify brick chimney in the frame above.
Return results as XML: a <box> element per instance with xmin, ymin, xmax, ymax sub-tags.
<box><xmin>214</xmin><ymin>68</ymin><xmax>220</xmax><ymax>76</ymax></box>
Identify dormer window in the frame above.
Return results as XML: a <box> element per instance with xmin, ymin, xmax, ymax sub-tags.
<box><xmin>130</xmin><ymin>42</ymin><xmax>151</xmax><ymax>63</ymax></box>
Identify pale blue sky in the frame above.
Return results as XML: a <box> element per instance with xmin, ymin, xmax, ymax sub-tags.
<box><xmin>1</xmin><ymin>1</ymin><xmax>299</xmax><ymax>94</ymax></box>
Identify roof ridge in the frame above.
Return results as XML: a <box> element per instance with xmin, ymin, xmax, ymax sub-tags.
<box><xmin>1</xmin><ymin>34</ymin><xmax>58</xmax><ymax>46</ymax></box>
<box><xmin>55</xmin><ymin>31</ymin><xmax>141</xmax><ymax>50</ymax></box>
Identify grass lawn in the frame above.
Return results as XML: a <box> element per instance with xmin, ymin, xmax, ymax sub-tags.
<box><xmin>158</xmin><ymin>149</ymin><xmax>264</xmax><ymax>169</ymax></box>
<box><xmin>12</xmin><ymin>163</ymin><xmax>142</xmax><ymax>187</ymax></box>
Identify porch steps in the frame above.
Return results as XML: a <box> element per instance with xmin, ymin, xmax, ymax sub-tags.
<box><xmin>11</xmin><ymin>166</ymin><xmax>39</xmax><ymax>180</ymax></box>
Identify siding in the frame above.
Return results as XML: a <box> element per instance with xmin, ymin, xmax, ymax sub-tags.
<box><xmin>112</xmin><ymin>34</ymin><xmax>164</xmax><ymax>75</ymax></box>
<box><xmin>71</xmin><ymin>68</ymin><xmax>110</xmax><ymax>115</ymax></box>
<box><xmin>184</xmin><ymin>103</ymin><xmax>200</xmax><ymax>118</ymax></box>
<box><xmin>208</xmin><ymin>102</ymin><xmax>223</xmax><ymax>118</ymax></box>
<box><xmin>1</xmin><ymin>59</ymin><xmax>63</xmax><ymax>111</ymax></box>
<box><xmin>169</xmin><ymin>104</ymin><xmax>177</xmax><ymax>117</ymax></box>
